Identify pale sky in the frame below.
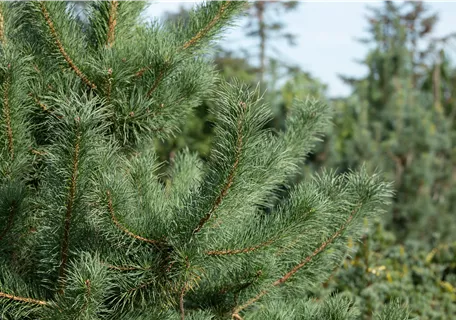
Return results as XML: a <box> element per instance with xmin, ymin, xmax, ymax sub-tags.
<box><xmin>146</xmin><ymin>1</ymin><xmax>456</xmax><ymax>97</ymax></box>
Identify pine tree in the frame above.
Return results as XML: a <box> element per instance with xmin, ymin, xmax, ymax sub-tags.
<box><xmin>311</xmin><ymin>2</ymin><xmax>456</xmax><ymax>318</ymax></box>
<box><xmin>326</xmin><ymin>1</ymin><xmax>455</xmax><ymax>241</ymax></box>
<box><xmin>0</xmin><ymin>2</ymin><xmax>401</xmax><ymax>319</ymax></box>
<box><xmin>244</xmin><ymin>1</ymin><xmax>299</xmax><ymax>83</ymax></box>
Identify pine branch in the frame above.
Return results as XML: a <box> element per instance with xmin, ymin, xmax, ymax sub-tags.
<box><xmin>206</xmin><ymin>238</ymin><xmax>276</xmax><ymax>256</ymax></box>
<box><xmin>2</xmin><ymin>74</ymin><xmax>14</xmax><ymax>160</ymax></box>
<box><xmin>108</xmin><ymin>265</ymin><xmax>140</xmax><ymax>271</ymax></box>
<box><xmin>30</xmin><ymin>148</ymin><xmax>46</xmax><ymax>156</ymax></box>
<box><xmin>272</xmin><ymin>207</ymin><xmax>357</xmax><ymax>286</ymax></box>
<box><xmin>79</xmin><ymin>279</ymin><xmax>91</xmax><ymax>314</ymax></box>
<box><xmin>58</xmin><ymin>124</ymin><xmax>81</xmax><ymax>293</ymax></box>
<box><xmin>126</xmin><ymin>278</ymin><xmax>155</xmax><ymax>296</ymax></box>
<box><xmin>105</xmin><ymin>68</ymin><xmax>113</xmax><ymax>103</ymax></box>
<box><xmin>146</xmin><ymin>67</ymin><xmax>168</xmax><ymax>97</ymax></box>
<box><xmin>193</xmin><ymin>101</ymin><xmax>247</xmax><ymax>234</ymax></box>
<box><xmin>180</xmin><ymin>284</ymin><xmax>186</xmax><ymax>320</ymax></box>
<box><xmin>106</xmin><ymin>190</ymin><xmax>163</xmax><ymax>246</ymax></box>
<box><xmin>104</xmin><ymin>262</ymin><xmax>150</xmax><ymax>272</ymax></box>
<box><xmin>38</xmin><ymin>2</ymin><xmax>97</xmax><ymax>89</ymax></box>
<box><xmin>0</xmin><ymin>200</ymin><xmax>16</xmax><ymax>242</ymax></box>
<box><xmin>232</xmin><ymin>204</ymin><xmax>361</xmax><ymax>317</ymax></box>
<box><xmin>106</xmin><ymin>1</ymin><xmax>118</xmax><ymax>48</ymax></box>
<box><xmin>28</xmin><ymin>93</ymin><xmax>57</xmax><ymax>117</ymax></box>
<box><xmin>182</xmin><ymin>1</ymin><xmax>232</xmax><ymax>51</ymax></box>
<box><xmin>0</xmin><ymin>5</ymin><xmax>5</xmax><ymax>45</ymax></box>
<box><xmin>0</xmin><ymin>291</ymin><xmax>47</xmax><ymax>306</ymax></box>
<box><xmin>138</xmin><ymin>1</ymin><xmax>236</xmax><ymax>96</ymax></box>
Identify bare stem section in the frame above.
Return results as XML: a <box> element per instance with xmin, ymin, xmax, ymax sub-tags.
<box><xmin>106</xmin><ymin>1</ymin><xmax>119</xmax><ymax>48</ymax></box>
<box><xmin>193</xmin><ymin>101</ymin><xmax>247</xmax><ymax>234</ymax></box>
<box><xmin>0</xmin><ymin>291</ymin><xmax>47</xmax><ymax>306</ymax></box>
<box><xmin>58</xmin><ymin>128</ymin><xmax>81</xmax><ymax>293</ymax></box>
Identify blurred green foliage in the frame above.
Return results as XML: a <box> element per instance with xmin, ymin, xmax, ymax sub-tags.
<box><xmin>312</xmin><ymin>2</ymin><xmax>456</xmax><ymax>318</ymax></box>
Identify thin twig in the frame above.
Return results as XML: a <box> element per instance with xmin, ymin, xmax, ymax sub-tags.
<box><xmin>58</xmin><ymin>124</ymin><xmax>81</xmax><ymax>293</ymax></box>
<box><xmin>80</xmin><ymin>279</ymin><xmax>91</xmax><ymax>314</ymax></box>
<box><xmin>232</xmin><ymin>205</ymin><xmax>361</xmax><ymax>316</ymax></box>
<box><xmin>182</xmin><ymin>1</ymin><xmax>231</xmax><ymax>50</ymax></box>
<box><xmin>206</xmin><ymin>238</ymin><xmax>276</xmax><ymax>256</ymax></box>
<box><xmin>146</xmin><ymin>66</ymin><xmax>168</xmax><ymax>97</ymax></box>
<box><xmin>106</xmin><ymin>1</ymin><xmax>118</xmax><ymax>48</ymax></box>
<box><xmin>3</xmin><ymin>75</ymin><xmax>14</xmax><ymax>160</ymax></box>
<box><xmin>106</xmin><ymin>190</ymin><xmax>162</xmax><ymax>246</ymax></box>
<box><xmin>0</xmin><ymin>291</ymin><xmax>47</xmax><ymax>306</ymax></box>
<box><xmin>136</xmin><ymin>1</ymin><xmax>234</xmax><ymax>96</ymax></box>
<box><xmin>39</xmin><ymin>2</ymin><xmax>97</xmax><ymax>89</ymax></box>
<box><xmin>193</xmin><ymin>101</ymin><xmax>247</xmax><ymax>234</ymax></box>
<box><xmin>0</xmin><ymin>5</ymin><xmax>6</xmax><ymax>45</ymax></box>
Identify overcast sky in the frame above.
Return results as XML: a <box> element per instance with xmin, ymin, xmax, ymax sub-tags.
<box><xmin>145</xmin><ymin>1</ymin><xmax>456</xmax><ymax>97</ymax></box>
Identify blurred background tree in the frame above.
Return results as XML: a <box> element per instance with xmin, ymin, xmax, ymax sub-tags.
<box><xmin>311</xmin><ymin>2</ymin><xmax>456</xmax><ymax>319</ymax></box>
<box><xmin>324</xmin><ymin>1</ymin><xmax>456</xmax><ymax>242</ymax></box>
<box><xmin>244</xmin><ymin>1</ymin><xmax>299</xmax><ymax>83</ymax></box>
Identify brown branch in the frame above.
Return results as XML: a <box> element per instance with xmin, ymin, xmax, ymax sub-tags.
<box><xmin>0</xmin><ymin>5</ymin><xmax>5</xmax><ymax>45</ymax></box>
<box><xmin>0</xmin><ymin>200</ymin><xmax>16</xmax><ymax>242</ymax></box>
<box><xmin>180</xmin><ymin>284</ymin><xmax>186</xmax><ymax>320</ymax></box>
<box><xmin>0</xmin><ymin>291</ymin><xmax>48</xmax><ymax>306</ymax></box>
<box><xmin>146</xmin><ymin>66</ymin><xmax>168</xmax><ymax>97</ymax></box>
<box><xmin>29</xmin><ymin>93</ymin><xmax>64</xmax><ymax>119</ymax></box>
<box><xmin>104</xmin><ymin>261</ymin><xmax>150</xmax><ymax>272</ymax></box>
<box><xmin>193</xmin><ymin>101</ymin><xmax>247</xmax><ymax>234</ymax></box>
<box><xmin>182</xmin><ymin>1</ymin><xmax>232</xmax><ymax>50</ymax></box>
<box><xmin>58</xmin><ymin>124</ymin><xmax>81</xmax><ymax>293</ymax></box>
<box><xmin>273</xmin><ymin>211</ymin><xmax>356</xmax><ymax>286</ymax></box>
<box><xmin>3</xmin><ymin>75</ymin><xmax>14</xmax><ymax>160</ymax></box>
<box><xmin>39</xmin><ymin>2</ymin><xmax>97</xmax><ymax>89</ymax></box>
<box><xmin>126</xmin><ymin>278</ymin><xmax>155</xmax><ymax>296</ymax></box>
<box><xmin>134</xmin><ymin>65</ymin><xmax>150</xmax><ymax>78</ymax></box>
<box><xmin>106</xmin><ymin>1</ymin><xmax>118</xmax><ymax>48</ymax></box>
<box><xmin>30</xmin><ymin>148</ymin><xmax>47</xmax><ymax>156</ymax></box>
<box><xmin>232</xmin><ymin>205</ymin><xmax>361</xmax><ymax>316</ymax></box>
<box><xmin>206</xmin><ymin>238</ymin><xmax>276</xmax><ymax>256</ymax></box>
<box><xmin>106</xmin><ymin>190</ymin><xmax>162</xmax><ymax>245</ymax></box>
<box><xmin>107</xmin><ymin>265</ymin><xmax>139</xmax><ymax>272</ymax></box>
<box><xmin>29</xmin><ymin>93</ymin><xmax>50</xmax><ymax>113</ymax></box>
<box><xmin>106</xmin><ymin>68</ymin><xmax>113</xmax><ymax>102</ymax></box>
<box><xmin>80</xmin><ymin>279</ymin><xmax>91</xmax><ymax>314</ymax></box>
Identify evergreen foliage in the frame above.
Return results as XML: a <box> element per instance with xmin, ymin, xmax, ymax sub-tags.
<box><xmin>323</xmin><ymin>1</ymin><xmax>456</xmax><ymax>241</ymax></box>
<box><xmin>0</xmin><ymin>1</ymin><xmax>404</xmax><ymax>319</ymax></box>
<box><xmin>309</xmin><ymin>3</ymin><xmax>456</xmax><ymax>319</ymax></box>
<box><xmin>319</xmin><ymin>222</ymin><xmax>456</xmax><ymax>319</ymax></box>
